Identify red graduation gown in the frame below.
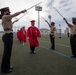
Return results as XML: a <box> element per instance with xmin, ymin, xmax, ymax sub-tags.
<box><xmin>21</xmin><ymin>29</ymin><xmax>26</xmax><ymax>42</ymax></box>
<box><xmin>17</xmin><ymin>30</ymin><xmax>21</xmax><ymax>41</ymax></box>
<box><xmin>27</xmin><ymin>26</ymin><xmax>41</xmax><ymax>47</ymax></box>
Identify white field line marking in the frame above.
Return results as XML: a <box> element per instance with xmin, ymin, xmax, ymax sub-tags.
<box><xmin>39</xmin><ymin>40</ymin><xmax>70</xmax><ymax>48</ymax></box>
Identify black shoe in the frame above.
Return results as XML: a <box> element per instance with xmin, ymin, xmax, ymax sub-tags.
<box><xmin>50</xmin><ymin>48</ymin><xmax>55</xmax><ymax>50</ymax></box>
<box><xmin>1</xmin><ymin>69</ymin><xmax>12</xmax><ymax>73</ymax></box>
<box><xmin>33</xmin><ymin>51</ymin><xmax>35</xmax><ymax>54</ymax></box>
<box><xmin>71</xmin><ymin>56</ymin><xmax>76</xmax><ymax>58</ymax></box>
<box><xmin>10</xmin><ymin>66</ymin><xmax>13</xmax><ymax>69</ymax></box>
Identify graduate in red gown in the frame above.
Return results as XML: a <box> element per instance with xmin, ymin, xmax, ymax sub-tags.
<box><xmin>17</xmin><ymin>30</ymin><xmax>20</xmax><ymax>41</ymax></box>
<box><xmin>17</xmin><ymin>28</ymin><xmax>22</xmax><ymax>43</ymax></box>
<box><xmin>21</xmin><ymin>26</ymin><xmax>26</xmax><ymax>45</ymax></box>
<box><xmin>27</xmin><ymin>20</ymin><xmax>41</xmax><ymax>54</ymax></box>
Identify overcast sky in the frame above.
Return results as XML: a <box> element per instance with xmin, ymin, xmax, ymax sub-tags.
<box><xmin>0</xmin><ymin>0</ymin><xmax>76</xmax><ymax>32</ymax></box>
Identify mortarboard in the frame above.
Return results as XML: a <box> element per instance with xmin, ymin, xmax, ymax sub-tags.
<box><xmin>30</xmin><ymin>20</ymin><xmax>35</xmax><ymax>22</ymax></box>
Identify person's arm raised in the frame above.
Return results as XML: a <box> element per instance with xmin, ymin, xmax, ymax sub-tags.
<box><xmin>63</xmin><ymin>18</ymin><xmax>72</xmax><ymax>28</ymax></box>
<box><xmin>11</xmin><ymin>9</ymin><xmax>27</xmax><ymax>18</ymax></box>
<box><xmin>45</xmin><ymin>20</ymin><xmax>51</xmax><ymax>27</ymax></box>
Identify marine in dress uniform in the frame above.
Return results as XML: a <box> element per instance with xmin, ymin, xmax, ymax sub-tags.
<box><xmin>0</xmin><ymin>7</ymin><xmax>27</xmax><ymax>73</ymax></box>
<box><xmin>63</xmin><ymin>17</ymin><xmax>76</xmax><ymax>58</ymax></box>
<box><xmin>45</xmin><ymin>20</ymin><xmax>57</xmax><ymax>50</ymax></box>
<box><xmin>27</xmin><ymin>20</ymin><xmax>41</xmax><ymax>54</ymax></box>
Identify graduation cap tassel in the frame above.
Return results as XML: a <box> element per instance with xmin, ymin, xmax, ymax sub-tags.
<box><xmin>18</xmin><ymin>2</ymin><xmax>42</xmax><ymax>20</ymax></box>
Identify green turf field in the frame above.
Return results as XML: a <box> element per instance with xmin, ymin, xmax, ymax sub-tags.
<box><xmin>0</xmin><ymin>35</ymin><xmax>76</xmax><ymax>75</ymax></box>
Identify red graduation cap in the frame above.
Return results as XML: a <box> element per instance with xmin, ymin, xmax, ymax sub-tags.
<box><xmin>30</xmin><ymin>20</ymin><xmax>35</xmax><ymax>22</ymax></box>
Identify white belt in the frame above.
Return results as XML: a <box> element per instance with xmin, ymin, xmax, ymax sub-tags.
<box><xmin>50</xmin><ymin>33</ymin><xmax>54</xmax><ymax>35</ymax></box>
<box><xmin>4</xmin><ymin>31</ymin><xmax>13</xmax><ymax>34</ymax></box>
